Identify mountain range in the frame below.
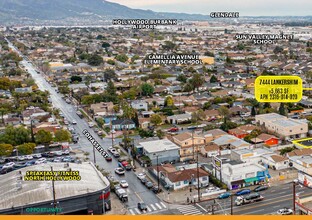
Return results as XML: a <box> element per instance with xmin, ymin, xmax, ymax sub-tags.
<box><xmin>0</xmin><ymin>0</ymin><xmax>210</xmax><ymax>25</ymax></box>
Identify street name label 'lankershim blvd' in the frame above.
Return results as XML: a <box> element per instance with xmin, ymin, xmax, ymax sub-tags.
<box><xmin>82</xmin><ymin>129</ymin><xmax>109</xmax><ymax>158</ymax></box>
<box><xmin>255</xmin><ymin>76</ymin><xmax>302</xmax><ymax>103</ymax></box>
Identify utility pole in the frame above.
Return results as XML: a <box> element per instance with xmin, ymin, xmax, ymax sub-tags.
<box><xmin>293</xmin><ymin>180</ymin><xmax>296</xmax><ymax>215</ymax></box>
<box><xmin>197</xmin><ymin>145</ymin><xmax>200</xmax><ymax>202</ymax></box>
<box><xmin>154</xmin><ymin>154</ymin><xmax>160</xmax><ymax>191</ymax></box>
<box><xmin>30</xmin><ymin>118</ymin><xmax>35</xmax><ymax>143</ymax></box>
<box><xmin>51</xmin><ymin>166</ymin><xmax>57</xmax><ymax>215</ymax></box>
<box><xmin>230</xmin><ymin>193</ymin><xmax>233</xmax><ymax>215</ymax></box>
<box><xmin>192</xmin><ymin>131</ymin><xmax>195</xmax><ymax>160</ymax></box>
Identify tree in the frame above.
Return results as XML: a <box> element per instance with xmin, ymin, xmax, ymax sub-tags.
<box><xmin>0</xmin><ymin>125</ymin><xmax>31</xmax><ymax>146</ymax></box>
<box><xmin>150</xmin><ymin>114</ymin><xmax>162</xmax><ymax>126</ymax></box>
<box><xmin>71</xmin><ymin>75</ymin><xmax>82</xmax><ymax>83</ymax></box>
<box><xmin>279</xmin><ymin>103</ymin><xmax>287</xmax><ymax>116</ymax></box>
<box><xmin>35</xmin><ymin>129</ymin><xmax>53</xmax><ymax>144</ymax></box>
<box><xmin>189</xmin><ymin>73</ymin><xmax>205</xmax><ymax>91</ymax></box>
<box><xmin>55</xmin><ymin>130</ymin><xmax>71</xmax><ymax>142</ymax></box>
<box><xmin>88</xmin><ymin>54</ymin><xmax>103</xmax><ymax>66</ymax></box>
<box><xmin>203</xmin><ymin>102</ymin><xmax>211</xmax><ymax>110</ymax></box>
<box><xmin>103</xmin><ymin>69</ymin><xmax>117</xmax><ymax>82</ymax></box>
<box><xmin>85</xmin><ymin>75</ymin><xmax>92</xmax><ymax>88</ymax></box>
<box><xmin>17</xmin><ymin>143</ymin><xmax>36</xmax><ymax>155</ymax></box>
<box><xmin>162</xmin><ymin>41</ymin><xmax>176</xmax><ymax>51</ymax></box>
<box><xmin>204</xmin><ymin>51</ymin><xmax>214</xmax><ymax>57</ymax></box>
<box><xmin>141</xmin><ymin>83</ymin><xmax>154</xmax><ymax>96</ymax></box>
<box><xmin>218</xmin><ymin>106</ymin><xmax>230</xmax><ymax>123</ymax></box>
<box><xmin>273</xmin><ymin>46</ymin><xmax>284</xmax><ymax>54</ymax></box>
<box><xmin>177</xmin><ymin>74</ymin><xmax>187</xmax><ymax>83</ymax></box>
<box><xmin>115</xmin><ymin>54</ymin><xmax>129</xmax><ymax>63</ymax></box>
<box><xmin>220</xmin><ymin>121</ymin><xmax>238</xmax><ymax>132</ymax></box>
<box><xmin>102</xmin><ymin>42</ymin><xmax>110</xmax><ymax>48</ymax></box>
<box><xmin>251</xmin><ymin>106</ymin><xmax>256</xmax><ymax>116</ymax></box>
<box><xmin>156</xmin><ymin>130</ymin><xmax>165</xmax><ymax>139</ymax></box>
<box><xmin>122</xmin><ymin>103</ymin><xmax>136</xmax><ymax>119</ymax></box>
<box><xmin>210</xmin><ymin>74</ymin><xmax>218</xmax><ymax>83</ymax></box>
<box><xmin>0</xmin><ymin>143</ymin><xmax>13</xmax><ymax>156</ymax></box>
<box><xmin>164</xmin><ymin>96</ymin><xmax>174</xmax><ymax>107</ymax></box>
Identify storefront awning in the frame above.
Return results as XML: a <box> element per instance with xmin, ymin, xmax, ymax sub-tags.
<box><xmin>244</xmin><ymin>177</ymin><xmax>259</xmax><ymax>183</ymax></box>
<box><xmin>231</xmin><ymin>180</ymin><xmax>245</xmax><ymax>185</ymax></box>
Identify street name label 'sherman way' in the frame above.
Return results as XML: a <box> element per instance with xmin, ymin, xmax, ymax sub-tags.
<box><xmin>82</xmin><ymin>129</ymin><xmax>109</xmax><ymax>158</ymax></box>
<box><xmin>255</xmin><ymin>76</ymin><xmax>302</xmax><ymax>103</ymax></box>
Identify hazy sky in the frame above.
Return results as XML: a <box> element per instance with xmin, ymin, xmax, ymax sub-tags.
<box><xmin>107</xmin><ymin>0</ymin><xmax>312</xmax><ymax>16</ymax></box>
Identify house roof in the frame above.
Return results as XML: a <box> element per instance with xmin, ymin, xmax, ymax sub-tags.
<box><xmin>271</xmin><ymin>155</ymin><xmax>287</xmax><ymax>163</ymax></box>
<box><xmin>173</xmin><ymin>132</ymin><xmax>204</xmax><ymax>142</ymax></box>
<box><xmin>112</xmin><ymin>119</ymin><xmax>135</xmax><ymax>125</ymax></box>
<box><xmin>256</xmin><ymin>133</ymin><xmax>279</xmax><ymax>141</ymax></box>
<box><xmin>140</xmin><ymin>139</ymin><xmax>180</xmax><ymax>153</ymax></box>
<box><xmin>203</xmin><ymin>144</ymin><xmax>219</xmax><ymax>152</ymax></box>
<box><xmin>287</xmin><ymin>148</ymin><xmax>312</xmax><ymax>157</ymax></box>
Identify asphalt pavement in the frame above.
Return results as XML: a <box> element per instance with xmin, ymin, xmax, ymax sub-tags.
<box><xmin>8</xmin><ymin>41</ymin><xmax>164</xmax><ymax>214</ymax></box>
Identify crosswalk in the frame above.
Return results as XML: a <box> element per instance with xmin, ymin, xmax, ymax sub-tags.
<box><xmin>129</xmin><ymin>202</ymin><xmax>167</xmax><ymax>215</ymax></box>
<box><xmin>176</xmin><ymin>205</ymin><xmax>204</xmax><ymax>215</ymax></box>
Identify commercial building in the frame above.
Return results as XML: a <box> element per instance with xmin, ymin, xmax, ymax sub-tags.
<box><xmin>0</xmin><ymin>162</ymin><xmax>110</xmax><ymax>215</ymax></box>
<box><xmin>139</xmin><ymin>139</ymin><xmax>180</xmax><ymax>165</ymax></box>
<box><xmin>289</xmin><ymin>155</ymin><xmax>312</xmax><ymax>176</ymax></box>
<box><xmin>255</xmin><ymin>113</ymin><xmax>308</xmax><ymax>139</ymax></box>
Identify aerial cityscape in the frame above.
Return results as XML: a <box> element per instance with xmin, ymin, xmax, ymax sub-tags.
<box><xmin>0</xmin><ymin>0</ymin><xmax>312</xmax><ymax>216</ymax></box>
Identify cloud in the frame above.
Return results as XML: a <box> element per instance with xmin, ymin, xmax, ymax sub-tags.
<box><xmin>107</xmin><ymin>0</ymin><xmax>312</xmax><ymax>16</ymax></box>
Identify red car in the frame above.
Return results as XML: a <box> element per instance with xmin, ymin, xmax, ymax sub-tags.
<box><xmin>168</xmin><ymin>127</ymin><xmax>179</xmax><ymax>132</ymax></box>
<box><xmin>105</xmin><ymin>156</ymin><xmax>112</xmax><ymax>162</ymax></box>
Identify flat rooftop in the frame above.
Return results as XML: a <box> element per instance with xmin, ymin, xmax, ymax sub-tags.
<box><xmin>140</xmin><ymin>139</ymin><xmax>180</xmax><ymax>153</ymax></box>
<box><xmin>0</xmin><ymin>162</ymin><xmax>109</xmax><ymax>211</ymax></box>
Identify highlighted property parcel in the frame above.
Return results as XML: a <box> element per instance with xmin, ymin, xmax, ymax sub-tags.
<box><xmin>293</xmin><ymin>138</ymin><xmax>312</xmax><ymax>149</ymax></box>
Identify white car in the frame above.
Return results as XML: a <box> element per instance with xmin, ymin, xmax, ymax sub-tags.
<box><xmin>53</xmin><ymin>157</ymin><xmax>63</xmax><ymax>163</ymax></box>
<box><xmin>33</xmin><ymin>154</ymin><xmax>42</xmax><ymax>158</ymax></box>
<box><xmin>88</xmin><ymin>122</ymin><xmax>95</xmax><ymax>128</ymax></box>
<box><xmin>3</xmin><ymin>162</ymin><xmax>15</xmax><ymax>169</ymax></box>
<box><xmin>120</xmin><ymin>180</ymin><xmax>129</xmax><ymax>188</ymax></box>
<box><xmin>62</xmin><ymin>150</ymin><xmax>70</xmax><ymax>155</ymax></box>
<box><xmin>115</xmin><ymin>168</ymin><xmax>125</xmax><ymax>175</ymax></box>
<box><xmin>17</xmin><ymin>156</ymin><xmax>25</xmax><ymax>161</ymax></box>
<box><xmin>277</xmin><ymin>208</ymin><xmax>293</xmax><ymax>215</ymax></box>
<box><xmin>35</xmin><ymin>158</ymin><xmax>47</xmax><ymax>164</ymax></box>
<box><xmin>25</xmin><ymin>155</ymin><xmax>33</xmax><ymax>160</ymax></box>
<box><xmin>137</xmin><ymin>173</ymin><xmax>146</xmax><ymax>180</ymax></box>
<box><xmin>72</xmin><ymin>120</ymin><xmax>77</xmax><ymax>125</ymax></box>
<box><xmin>53</xmin><ymin>151</ymin><xmax>63</xmax><ymax>156</ymax></box>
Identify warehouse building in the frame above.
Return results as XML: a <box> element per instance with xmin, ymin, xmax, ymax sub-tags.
<box><xmin>0</xmin><ymin>162</ymin><xmax>110</xmax><ymax>215</ymax></box>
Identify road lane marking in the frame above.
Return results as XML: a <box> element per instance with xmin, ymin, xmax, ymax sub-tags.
<box><xmin>146</xmin><ymin>206</ymin><xmax>152</xmax><ymax>212</ymax></box>
<box><xmin>160</xmin><ymin>202</ymin><xmax>167</xmax><ymax>208</ymax></box>
<box><xmin>273</xmin><ymin>205</ymin><xmax>281</xmax><ymax>208</ymax></box>
<box><xmin>134</xmin><ymin>191</ymin><xmax>143</xmax><ymax>202</ymax></box>
<box><xmin>155</xmin><ymin>203</ymin><xmax>162</xmax><ymax>209</ymax></box>
<box><xmin>150</xmin><ymin>204</ymin><xmax>157</xmax><ymax>211</ymax></box>
<box><xmin>196</xmin><ymin>203</ymin><xmax>208</xmax><ymax>212</ymax></box>
<box><xmin>129</xmin><ymin>209</ymin><xmax>135</xmax><ymax>215</ymax></box>
<box><xmin>134</xmin><ymin>208</ymin><xmax>141</xmax><ymax>214</ymax></box>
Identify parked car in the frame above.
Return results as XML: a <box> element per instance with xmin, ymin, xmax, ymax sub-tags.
<box><xmin>33</xmin><ymin>154</ymin><xmax>42</xmax><ymax>158</ymax></box>
<box><xmin>53</xmin><ymin>157</ymin><xmax>63</xmax><ymax>163</ymax></box>
<box><xmin>254</xmin><ymin>185</ymin><xmax>269</xmax><ymax>192</ymax></box>
<box><xmin>152</xmin><ymin>186</ymin><xmax>162</xmax><ymax>194</ymax></box>
<box><xmin>25</xmin><ymin>160</ymin><xmax>36</xmax><ymax>166</ymax></box>
<box><xmin>125</xmin><ymin>164</ymin><xmax>132</xmax><ymax>171</ymax></box>
<box><xmin>137</xmin><ymin>173</ymin><xmax>146</xmax><ymax>180</ymax></box>
<box><xmin>88</xmin><ymin>122</ymin><xmax>95</xmax><ymax>128</ymax></box>
<box><xmin>54</xmin><ymin>151</ymin><xmax>63</xmax><ymax>156</ymax></box>
<box><xmin>120</xmin><ymin>180</ymin><xmax>129</xmax><ymax>188</ymax></box>
<box><xmin>140</xmin><ymin>178</ymin><xmax>148</xmax><ymax>184</ymax></box>
<box><xmin>218</xmin><ymin>192</ymin><xmax>231</xmax><ymax>199</ymax></box>
<box><xmin>62</xmin><ymin>156</ymin><xmax>74</xmax><ymax>162</ymax></box>
<box><xmin>62</xmin><ymin>150</ymin><xmax>70</xmax><ymax>155</ymax></box>
<box><xmin>0</xmin><ymin>167</ymin><xmax>14</xmax><ymax>174</ymax></box>
<box><xmin>2</xmin><ymin>162</ymin><xmax>15</xmax><ymax>169</ymax></box>
<box><xmin>167</xmin><ymin>127</ymin><xmax>179</xmax><ymax>132</ymax></box>
<box><xmin>138</xmin><ymin>202</ymin><xmax>147</xmax><ymax>211</ymax></box>
<box><xmin>145</xmin><ymin>181</ymin><xmax>154</xmax><ymax>189</ymax></box>
<box><xmin>277</xmin><ymin>208</ymin><xmax>293</xmax><ymax>215</ymax></box>
<box><xmin>112</xmin><ymin>152</ymin><xmax>120</xmax><ymax>158</ymax></box>
<box><xmin>115</xmin><ymin>168</ymin><xmax>125</xmax><ymax>175</ymax></box>
<box><xmin>72</xmin><ymin>120</ymin><xmax>77</xmax><ymax>125</ymax></box>
<box><xmin>25</xmin><ymin>155</ymin><xmax>33</xmax><ymax>160</ymax></box>
<box><xmin>236</xmin><ymin>189</ymin><xmax>251</xmax><ymax>196</ymax></box>
<box><xmin>17</xmin><ymin>156</ymin><xmax>26</xmax><ymax>161</ymax></box>
<box><xmin>41</xmin><ymin>152</ymin><xmax>50</xmax><ymax>157</ymax></box>
<box><xmin>105</xmin><ymin>156</ymin><xmax>113</xmax><ymax>162</ymax></box>
<box><xmin>35</xmin><ymin>158</ymin><xmax>47</xmax><ymax>164</ymax></box>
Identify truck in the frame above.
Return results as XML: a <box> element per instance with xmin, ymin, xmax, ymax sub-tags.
<box><xmin>235</xmin><ymin>193</ymin><xmax>264</xmax><ymax>206</ymax></box>
<box><xmin>115</xmin><ymin>186</ymin><xmax>128</xmax><ymax>202</ymax></box>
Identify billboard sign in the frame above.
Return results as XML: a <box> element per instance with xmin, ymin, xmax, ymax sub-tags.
<box><xmin>212</xmin><ymin>156</ymin><xmax>222</xmax><ymax>171</ymax></box>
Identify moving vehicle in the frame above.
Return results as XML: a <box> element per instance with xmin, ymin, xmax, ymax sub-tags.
<box><xmin>76</xmin><ymin>111</ymin><xmax>83</xmax><ymax>118</ymax></box>
<box><xmin>235</xmin><ymin>193</ymin><xmax>264</xmax><ymax>206</ymax></box>
<box><xmin>105</xmin><ymin>156</ymin><xmax>112</xmax><ymax>162</ymax></box>
<box><xmin>138</xmin><ymin>202</ymin><xmax>147</xmax><ymax>211</ymax></box>
<box><xmin>120</xmin><ymin>180</ymin><xmax>129</xmax><ymax>188</ymax></box>
<box><xmin>115</xmin><ymin>168</ymin><xmax>125</xmax><ymax>175</ymax></box>
<box><xmin>277</xmin><ymin>208</ymin><xmax>293</xmax><ymax>215</ymax></box>
<box><xmin>125</xmin><ymin>164</ymin><xmax>132</xmax><ymax>171</ymax></box>
<box><xmin>235</xmin><ymin>189</ymin><xmax>251</xmax><ymax>196</ymax></box>
<box><xmin>254</xmin><ymin>185</ymin><xmax>269</xmax><ymax>192</ymax></box>
<box><xmin>72</xmin><ymin>120</ymin><xmax>77</xmax><ymax>125</ymax></box>
<box><xmin>115</xmin><ymin>186</ymin><xmax>128</xmax><ymax>202</ymax></box>
<box><xmin>218</xmin><ymin>192</ymin><xmax>231</xmax><ymax>199</ymax></box>
<box><xmin>137</xmin><ymin>173</ymin><xmax>146</xmax><ymax>180</ymax></box>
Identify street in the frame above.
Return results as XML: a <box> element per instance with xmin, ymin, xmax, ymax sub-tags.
<box><xmin>7</xmin><ymin>40</ymin><xmax>165</xmax><ymax>214</ymax></box>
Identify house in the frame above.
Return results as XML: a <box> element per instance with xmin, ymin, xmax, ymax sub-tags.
<box><xmin>203</xmin><ymin>129</ymin><xmax>228</xmax><ymax>140</ymax></box>
<box><xmin>15</xmin><ymin>87</ymin><xmax>32</xmax><ymax>93</ymax></box>
<box><xmin>260</xmin><ymin>154</ymin><xmax>289</xmax><ymax>170</ymax></box>
<box><xmin>228</xmin><ymin>124</ymin><xmax>259</xmax><ymax>139</ymax></box>
<box><xmin>231</xmin><ymin>148</ymin><xmax>273</xmax><ymax>164</ymax></box>
<box><xmin>213</xmin><ymin>135</ymin><xmax>250</xmax><ymax>151</ymax></box>
<box><xmin>172</xmin><ymin>132</ymin><xmax>205</xmax><ymax>161</ymax></box>
<box><xmin>111</xmin><ymin>119</ymin><xmax>136</xmax><ymax>131</ymax></box>
<box><xmin>90</xmin><ymin>102</ymin><xmax>114</xmax><ymax>116</ymax></box>
<box><xmin>167</xmin><ymin>113</ymin><xmax>191</xmax><ymax>125</ymax></box>
<box><xmin>149</xmin><ymin>163</ymin><xmax>209</xmax><ymax>190</ymax></box>
<box><xmin>131</xmin><ymin>100</ymin><xmax>148</xmax><ymax>111</ymax></box>
<box><xmin>201</xmin><ymin>143</ymin><xmax>220</xmax><ymax>157</ymax></box>
<box><xmin>250</xmin><ymin>133</ymin><xmax>279</xmax><ymax>146</ymax></box>
<box><xmin>286</xmin><ymin>149</ymin><xmax>312</xmax><ymax>158</ymax></box>
<box><xmin>139</xmin><ymin>139</ymin><xmax>180</xmax><ymax>165</ymax></box>
<box><xmin>138</xmin><ymin>117</ymin><xmax>151</xmax><ymax>129</ymax></box>
<box><xmin>203</xmin><ymin>110</ymin><xmax>221</xmax><ymax>121</ymax></box>
<box><xmin>255</xmin><ymin>113</ymin><xmax>308</xmax><ymax>139</ymax></box>
<box><xmin>22</xmin><ymin>107</ymin><xmax>49</xmax><ymax>125</ymax></box>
